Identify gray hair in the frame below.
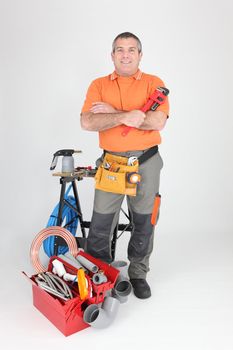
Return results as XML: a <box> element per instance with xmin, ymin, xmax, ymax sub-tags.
<box><xmin>112</xmin><ymin>32</ymin><xmax>142</xmax><ymax>53</ymax></box>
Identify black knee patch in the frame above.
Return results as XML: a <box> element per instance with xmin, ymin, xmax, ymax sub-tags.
<box><xmin>128</xmin><ymin>212</ymin><xmax>153</xmax><ymax>259</ymax></box>
<box><xmin>87</xmin><ymin>211</ymin><xmax>115</xmax><ymax>263</ymax></box>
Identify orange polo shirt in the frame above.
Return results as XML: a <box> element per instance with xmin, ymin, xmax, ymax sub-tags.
<box><xmin>81</xmin><ymin>69</ymin><xmax>169</xmax><ymax>152</ymax></box>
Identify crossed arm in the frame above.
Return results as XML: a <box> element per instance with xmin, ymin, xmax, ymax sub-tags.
<box><xmin>80</xmin><ymin>102</ymin><xmax>167</xmax><ymax>132</ymax></box>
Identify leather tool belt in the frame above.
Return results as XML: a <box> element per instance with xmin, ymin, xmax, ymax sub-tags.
<box><xmin>95</xmin><ymin>146</ymin><xmax>158</xmax><ymax>196</ymax></box>
<box><xmin>95</xmin><ymin>152</ymin><xmax>139</xmax><ymax>196</ymax></box>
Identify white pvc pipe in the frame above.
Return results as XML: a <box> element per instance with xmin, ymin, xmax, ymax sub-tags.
<box><xmin>52</xmin><ymin>259</ymin><xmax>66</xmax><ymax>277</ymax></box>
<box><xmin>63</xmin><ymin>273</ymin><xmax>77</xmax><ymax>282</ymax></box>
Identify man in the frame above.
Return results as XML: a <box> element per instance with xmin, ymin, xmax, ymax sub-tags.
<box><xmin>80</xmin><ymin>32</ymin><xmax>169</xmax><ymax>299</ymax></box>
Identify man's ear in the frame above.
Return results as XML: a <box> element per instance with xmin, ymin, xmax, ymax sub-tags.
<box><xmin>139</xmin><ymin>52</ymin><xmax>143</xmax><ymax>61</ymax></box>
<box><xmin>111</xmin><ymin>52</ymin><xmax>114</xmax><ymax>61</ymax></box>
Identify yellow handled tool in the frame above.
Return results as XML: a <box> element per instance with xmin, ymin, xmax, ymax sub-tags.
<box><xmin>77</xmin><ymin>268</ymin><xmax>88</xmax><ymax>300</ymax></box>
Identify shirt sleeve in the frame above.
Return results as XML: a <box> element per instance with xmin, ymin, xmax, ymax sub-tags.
<box><xmin>81</xmin><ymin>79</ymin><xmax>102</xmax><ymax>113</ymax></box>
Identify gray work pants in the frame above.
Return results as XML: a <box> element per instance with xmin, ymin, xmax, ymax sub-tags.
<box><xmin>87</xmin><ymin>149</ymin><xmax>163</xmax><ymax>279</ymax></box>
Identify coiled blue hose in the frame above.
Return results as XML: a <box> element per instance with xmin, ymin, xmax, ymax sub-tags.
<box><xmin>43</xmin><ymin>185</ymin><xmax>79</xmax><ymax>257</ymax></box>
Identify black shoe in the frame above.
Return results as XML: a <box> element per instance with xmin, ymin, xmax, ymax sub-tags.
<box><xmin>130</xmin><ymin>279</ymin><xmax>151</xmax><ymax>299</ymax></box>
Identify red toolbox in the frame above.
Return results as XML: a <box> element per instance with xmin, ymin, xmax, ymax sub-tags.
<box><xmin>24</xmin><ymin>251</ymin><xmax>120</xmax><ymax>336</ymax></box>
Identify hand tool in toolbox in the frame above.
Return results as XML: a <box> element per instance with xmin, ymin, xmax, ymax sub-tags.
<box><xmin>121</xmin><ymin>86</ymin><xmax>169</xmax><ymax>136</ymax></box>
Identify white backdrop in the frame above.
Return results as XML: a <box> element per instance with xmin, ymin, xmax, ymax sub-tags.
<box><xmin>0</xmin><ymin>0</ymin><xmax>233</xmax><ymax>349</ymax></box>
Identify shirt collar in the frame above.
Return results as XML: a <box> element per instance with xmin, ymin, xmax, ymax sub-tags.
<box><xmin>110</xmin><ymin>69</ymin><xmax>142</xmax><ymax>81</ymax></box>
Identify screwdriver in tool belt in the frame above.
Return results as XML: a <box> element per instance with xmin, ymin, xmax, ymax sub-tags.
<box><xmin>109</xmin><ymin>162</ymin><xmax>120</xmax><ymax>172</ymax></box>
<box><xmin>121</xmin><ymin>86</ymin><xmax>169</xmax><ymax>137</ymax></box>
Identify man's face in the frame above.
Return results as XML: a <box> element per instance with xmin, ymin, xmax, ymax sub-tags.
<box><xmin>111</xmin><ymin>37</ymin><xmax>142</xmax><ymax>77</ymax></box>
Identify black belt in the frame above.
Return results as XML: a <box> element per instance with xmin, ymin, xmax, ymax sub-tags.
<box><xmin>103</xmin><ymin>145</ymin><xmax>158</xmax><ymax>165</ymax></box>
<box><xmin>138</xmin><ymin>145</ymin><xmax>158</xmax><ymax>165</ymax></box>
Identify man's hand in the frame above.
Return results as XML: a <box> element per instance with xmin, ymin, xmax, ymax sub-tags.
<box><xmin>90</xmin><ymin>102</ymin><xmax>117</xmax><ymax>114</ymax></box>
<box><xmin>119</xmin><ymin>110</ymin><xmax>146</xmax><ymax>128</ymax></box>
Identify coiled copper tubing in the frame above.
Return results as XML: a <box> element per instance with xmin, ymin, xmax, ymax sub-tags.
<box><xmin>30</xmin><ymin>226</ymin><xmax>79</xmax><ymax>273</ymax></box>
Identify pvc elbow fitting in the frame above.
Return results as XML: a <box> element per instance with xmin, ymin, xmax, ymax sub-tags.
<box><xmin>92</xmin><ymin>272</ymin><xmax>108</xmax><ymax>285</ymax></box>
<box><xmin>111</xmin><ymin>261</ymin><xmax>132</xmax><ymax>303</ymax></box>
<box><xmin>83</xmin><ymin>296</ymin><xmax>120</xmax><ymax>328</ymax></box>
<box><xmin>112</xmin><ymin>275</ymin><xmax>132</xmax><ymax>303</ymax></box>
<box><xmin>111</xmin><ymin>260</ymin><xmax>128</xmax><ymax>278</ymax></box>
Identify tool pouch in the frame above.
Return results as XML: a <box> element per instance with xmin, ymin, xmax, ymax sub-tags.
<box><xmin>95</xmin><ymin>153</ymin><xmax>139</xmax><ymax>196</ymax></box>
